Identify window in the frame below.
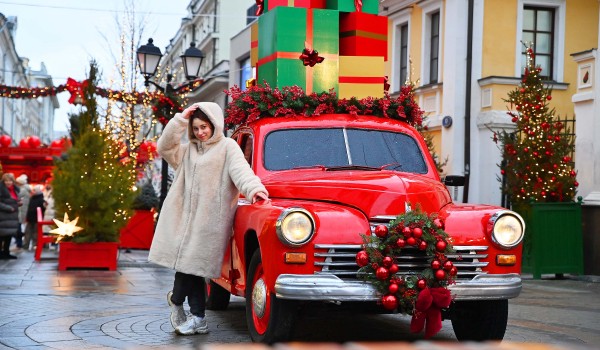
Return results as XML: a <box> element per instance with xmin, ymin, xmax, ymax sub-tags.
<box><xmin>429</xmin><ymin>11</ymin><xmax>440</xmax><ymax>84</ymax></box>
<box><xmin>522</xmin><ymin>6</ymin><xmax>554</xmax><ymax>79</ymax></box>
<box><xmin>239</xmin><ymin>57</ymin><xmax>252</xmax><ymax>91</ymax></box>
<box><xmin>239</xmin><ymin>133</ymin><xmax>254</xmax><ymax>165</ymax></box>
<box><xmin>247</xmin><ymin>4</ymin><xmax>258</xmax><ymax>25</ymax></box>
<box><xmin>399</xmin><ymin>24</ymin><xmax>409</xmax><ymax>87</ymax></box>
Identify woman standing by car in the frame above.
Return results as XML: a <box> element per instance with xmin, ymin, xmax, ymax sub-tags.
<box><xmin>148</xmin><ymin>102</ymin><xmax>269</xmax><ymax>336</ymax></box>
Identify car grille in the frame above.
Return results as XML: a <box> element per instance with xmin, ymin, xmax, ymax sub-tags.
<box><xmin>313</xmin><ymin>218</ymin><xmax>489</xmax><ymax>282</ymax></box>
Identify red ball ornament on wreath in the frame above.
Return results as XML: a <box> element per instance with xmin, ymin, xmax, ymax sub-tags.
<box><xmin>418</xmin><ymin>240</ymin><xmax>428</xmax><ymax>251</ymax></box>
<box><xmin>443</xmin><ymin>260</ymin><xmax>454</xmax><ymax>271</ymax></box>
<box><xmin>433</xmin><ymin>218</ymin><xmax>444</xmax><ymax>229</ymax></box>
<box><xmin>436</xmin><ymin>240</ymin><xmax>447</xmax><ymax>252</ymax></box>
<box><xmin>388</xmin><ymin>283</ymin><xmax>399</xmax><ymax>294</ymax></box>
<box><xmin>382</xmin><ymin>256</ymin><xmax>393</xmax><ymax>267</ymax></box>
<box><xmin>381</xmin><ymin>294</ymin><xmax>399</xmax><ymax>311</ymax></box>
<box><xmin>431</xmin><ymin>260</ymin><xmax>441</xmax><ymax>270</ymax></box>
<box><xmin>435</xmin><ymin>269</ymin><xmax>447</xmax><ymax>280</ymax></box>
<box><xmin>417</xmin><ymin>279</ymin><xmax>427</xmax><ymax>290</ymax></box>
<box><xmin>413</xmin><ymin>227</ymin><xmax>423</xmax><ymax>238</ymax></box>
<box><xmin>376</xmin><ymin>266</ymin><xmax>390</xmax><ymax>280</ymax></box>
<box><xmin>450</xmin><ymin>266</ymin><xmax>458</xmax><ymax>276</ymax></box>
<box><xmin>355</xmin><ymin>250</ymin><xmax>369</xmax><ymax>267</ymax></box>
<box><xmin>406</xmin><ymin>237</ymin><xmax>417</xmax><ymax>246</ymax></box>
<box><xmin>402</xmin><ymin>226</ymin><xmax>412</xmax><ymax>236</ymax></box>
<box><xmin>0</xmin><ymin>134</ymin><xmax>11</xmax><ymax>147</ymax></box>
<box><xmin>389</xmin><ymin>264</ymin><xmax>399</xmax><ymax>274</ymax></box>
<box><xmin>396</xmin><ymin>238</ymin><xmax>406</xmax><ymax>248</ymax></box>
<box><xmin>374</xmin><ymin>224</ymin><xmax>388</xmax><ymax>238</ymax></box>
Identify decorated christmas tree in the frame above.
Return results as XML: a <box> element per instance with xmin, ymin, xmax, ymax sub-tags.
<box><xmin>52</xmin><ymin>62</ymin><xmax>137</xmax><ymax>243</ymax></box>
<box><xmin>495</xmin><ymin>46</ymin><xmax>578</xmax><ymax>205</ymax></box>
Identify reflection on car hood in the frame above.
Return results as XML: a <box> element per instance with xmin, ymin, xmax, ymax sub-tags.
<box><xmin>262</xmin><ymin>170</ymin><xmax>452</xmax><ymax>218</ymax></box>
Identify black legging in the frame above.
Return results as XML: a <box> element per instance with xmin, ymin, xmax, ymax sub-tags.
<box><xmin>171</xmin><ymin>271</ymin><xmax>206</xmax><ymax>317</ymax></box>
<box><xmin>1</xmin><ymin>236</ymin><xmax>11</xmax><ymax>255</ymax></box>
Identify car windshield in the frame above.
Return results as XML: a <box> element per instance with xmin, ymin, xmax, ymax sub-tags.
<box><xmin>263</xmin><ymin>128</ymin><xmax>428</xmax><ymax>174</ymax></box>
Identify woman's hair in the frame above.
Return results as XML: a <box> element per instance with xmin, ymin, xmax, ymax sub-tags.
<box><xmin>190</xmin><ymin>108</ymin><xmax>215</xmax><ymax>133</ymax></box>
<box><xmin>1</xmin><ymin>173</ymin><xmax>15</xmax><ymax>183</ymax></box>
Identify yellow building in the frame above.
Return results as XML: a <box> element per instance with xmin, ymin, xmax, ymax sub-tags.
<box><xmin>380</xmin><ymin>0</ymin><xmax>599</xmax><ymax>206</ymax></box>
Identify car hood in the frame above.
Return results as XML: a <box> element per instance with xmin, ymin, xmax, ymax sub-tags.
<box><xmin>262</xmin><ymin>170</ymin><xmax>452</xmax><ymax>218</ymax></box>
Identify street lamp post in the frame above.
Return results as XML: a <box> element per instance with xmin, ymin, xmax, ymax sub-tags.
<box><xmin>136</xmin><ymin>38</ymin><xmax>205</xmax><ymax>211</ymax></box>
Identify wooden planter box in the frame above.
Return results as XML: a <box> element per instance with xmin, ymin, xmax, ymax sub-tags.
<box><xmin>516</xmin><ymin>201</ymin><xmax>584</xmax><ymax>279</ymax></box>
<box><xmin>58</xmin><ymin>242</ymin><xmax>119</xmax><ymax>271</ymax></box>
<box><xmin>119</xmin><ymin>210</ymin><xmax>155</xmax><ymax>249</ymax></box>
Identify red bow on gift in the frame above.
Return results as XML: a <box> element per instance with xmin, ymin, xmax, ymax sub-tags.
<box><xmin>255</xmin><ymin>0</ymin><xmax>264</xmax><ymax>16</ymax></box>
<box><xmin>355</xmin><ymin>0</ymin><xmax>363</xmax><ymax>12</ymax></box>
<box><xmin>410</xmin><ymin>287</ymin><xmax>452</xmax><ymax>338</ymax></box>
<box><xmin>65</xmin><ymin>78</ymin><xmax>89</xmax><ymax>105</ymax></box>
<box><xmin>299</xmin><ymin>41</ymin><xmax>325</xmax><ymax>67</ymax></box>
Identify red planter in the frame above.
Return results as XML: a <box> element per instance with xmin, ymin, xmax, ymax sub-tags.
<box><xmin>119</xmin><ymin>210</ymin><xmax>155</xmax><ymax>249</ymax></box>
<box><xmin>58</xmin><ymin>242</ymin><xmax>119</xmax><ymax>271</ymax></box>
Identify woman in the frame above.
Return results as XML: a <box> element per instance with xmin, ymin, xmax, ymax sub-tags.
<box><xmin>0</xmin><ymin>173</ymin><xmax>22</xmax><ymax>259</ymax></box>
<box><xmin>24</xmin><ymin>185</ymin><xmax>46</xmax><ymax>251</ymax></box>
<box><xmin>149</xmin><ymin>102</ymin><xmax>269</xmax><ymax>336</ymax></box>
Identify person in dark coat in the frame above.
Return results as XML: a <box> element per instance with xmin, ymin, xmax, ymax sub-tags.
<box><xmin>23</xmin><ymin>185</ymin><xmax>46</xmax><ymax>251</ymax></box>
<box><xmin>0</xmin><ymin>173</ymin><xmax>21</xmax><ymax>259</ymax></box>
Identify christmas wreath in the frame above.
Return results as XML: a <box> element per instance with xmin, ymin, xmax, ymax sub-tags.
<box><xmin>152</xmin><ymin>93</ymin><xmax>184</xmax><ymax>126</ymax></box>
<box><xmin>356</xmin><ymin>208</ymin><xmax>456</xmax><ymax>338</ymax></box>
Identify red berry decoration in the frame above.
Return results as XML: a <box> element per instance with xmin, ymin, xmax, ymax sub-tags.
<box><xmin>431</xmin><ymin>260</ymin><xmax>441</xmax><ymax>270</ymax></box>
<box><xmin>417</xmin><ymin>279</ymin><xmax>427</xmax><ymax>290</ymax></box>
<box><xmin>381</xmin><ymin>294</ymin><xmax>399</xmax><ymax>310</ymax></box>
<box><xmin>374</xmin><ymin>224</ymin><xmax>388</xmax><ymax>238</ymax></box>
<box><xmin>356</xmin><ymin>250</ymin><xmax>369</xmax><ymax>267</ymax></box>
<box><xmin>413</xmin><ymin>227</ymin><xmax>423</xmax><ymax>238</ymax></box>
<box><xmin>435</xmin><ymin>269</ymin><xmax>446</xmax><ymax>280</ymax></box>
<box><xmin>435</xmin><ymin>240</ymin><xmax>447</xmax><ymax>252</ymax></box>
<box><xmin>388</xmin><ymin>283</ymin><xmax>399</xmax><ymax>294</ymax></box>
<box><xmin>418</xmin><ymin>240</ymin><xmax>428</xmax><ymax>251</ymax></box>
<box><xmin>382</xmin><ymin>256</ymin><xmax>393</xmax><ymax>267</ymax></box>
<box><xmin>396</xmin><ymin>238</ymin><xmax>406</xmax><ymax>248</ymax></box>
<box><xmin>443</xmin><ymin>260</ymin><xmax>454</xmax><ymax>271</ymax></box>
<box><xmin>376</xmin><ymin>267</ymin><xmax>390</xmax><ymax>280</ymax></box>
<box><xmin>389</xmin><ymin>264</ymin><xmax>399</xmax><ymax>274</ymax></box>
<box><xmin>406</xmin><ymin>237</ymin><xmax>416</xmax><ymax>246</ymax></box>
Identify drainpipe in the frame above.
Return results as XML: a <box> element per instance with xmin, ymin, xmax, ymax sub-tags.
<box><xmin>462</xmin><ymin>0</ymin><xmax>474</xmax><ymax>203</ymax></box>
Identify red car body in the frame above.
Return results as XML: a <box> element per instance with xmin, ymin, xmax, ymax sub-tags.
<box><xmin>207</xmin><ymin>114</ymin><xmax>524</xmax><ymax>343</ymax></box>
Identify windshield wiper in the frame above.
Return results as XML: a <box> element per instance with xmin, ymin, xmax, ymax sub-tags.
<box><xmin>380</xmin><ymin>162</ymin><xmax>402</xmax><ymax>170</ymax></box>
<box><xmin>290</xmin><ymin>165</ymin><xmax>326</xmax><ymax>170</ymax></box>
<box><xmin>325</xmin><ymin>165</ymin><xmax>382</xmax><ymax>171</ymax></box>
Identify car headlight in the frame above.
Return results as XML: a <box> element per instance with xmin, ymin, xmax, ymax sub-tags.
<box><xmin>276</xmin><ymin>208</ymin><xmax>315</xmax><ymax>247</ymax></box>
<box><xmin>489</xmin><ymin>211</ymin><xmax>525</xmax><ymax>249</ymax></box>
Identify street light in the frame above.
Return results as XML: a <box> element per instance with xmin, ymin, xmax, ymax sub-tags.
<box><xmin>136</xmin><ymin>38</ymin><xmax>205</xmax><ymax>210</ymax></box>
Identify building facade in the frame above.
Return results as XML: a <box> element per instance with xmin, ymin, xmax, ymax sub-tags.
<box><xmin>0</xmin><ymin>14</ymin><xmax>58</xmax><ymax>145</ymax></box>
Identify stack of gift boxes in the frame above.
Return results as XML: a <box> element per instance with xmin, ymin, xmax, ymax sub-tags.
<box><xmin>250</xmin><ymin>0</ymin><xmax>388</xmax><ymax>99</ymax></box>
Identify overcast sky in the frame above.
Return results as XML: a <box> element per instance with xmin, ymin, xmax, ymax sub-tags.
<box><xmin>1</xmin><ymin>0</ymin><xmax>190</xmax><ymax>132</ymax></box>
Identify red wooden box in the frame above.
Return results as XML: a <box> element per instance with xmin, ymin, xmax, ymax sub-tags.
<box><xmin>339</xmin><ymin>11</ymin><xmax>388</xmax><ymax>60</ymax></box>
<box><xmin>119</xmin><ymin>210</ymin><xmax>155</xmax><ymax>250</ymax></box>
<box><xmin>58</xmin><ymin>242</ymin><xmax>118</xmax><ymax>271</ymax></box>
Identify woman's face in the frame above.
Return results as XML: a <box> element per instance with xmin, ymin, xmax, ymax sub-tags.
<box><xmin>192</xmin><ymin>118</ymin><xmax>214</xmax><ymax>142</ymax></box>
<box><xmin>4</xmin><ymin>179</ymin><xmax>13</xmax><ymax>187</ymax></box>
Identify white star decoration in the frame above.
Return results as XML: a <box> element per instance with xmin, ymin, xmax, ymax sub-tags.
<box><xmin>50</xmin><ymin>213</ymin><xmax>84</xmax><ymax>239</ymax></box>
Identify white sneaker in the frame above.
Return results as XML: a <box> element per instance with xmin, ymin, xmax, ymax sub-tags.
<box><xmin>167</xmin><ymin>291</ymin><xmax>186</xmax><ymax>329</ymax></box>
<box><xmin>175</xmin><ymin>315</ymin><xmax>208</xmax><ymax>335</ymax></box>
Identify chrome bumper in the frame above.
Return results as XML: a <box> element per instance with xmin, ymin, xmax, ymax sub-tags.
<box><xmin>274</xmin><ymin>273</ymin><xmax>522</xmax><ymax>302</ymax></box>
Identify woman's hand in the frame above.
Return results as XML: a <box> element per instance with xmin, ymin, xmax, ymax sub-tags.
<box><xmin>252</xmin><ymin>191</ymin><xmax>270</xmax><ymax>204</ymax></box>
<box><xmin>181</xmin><ymin>105</ymin><xmax>198</xmax><ymax>120</ymax></box>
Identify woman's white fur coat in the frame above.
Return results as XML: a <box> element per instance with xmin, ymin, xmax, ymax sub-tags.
<box><xmin>148</xmin><ymin>102</ymin><xmax>267</xmax><ymax>277</ymax></box>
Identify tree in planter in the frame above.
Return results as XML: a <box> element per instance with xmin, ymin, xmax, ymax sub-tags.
<box><xmin>52</xmin><ymin>62</ymin><xmax>137</xmax><ymax>243</ymax></box>
<box><xmin>495</xmin><ymin>45</ymin><xmax>578</xmax><ymax>205</ymax></box>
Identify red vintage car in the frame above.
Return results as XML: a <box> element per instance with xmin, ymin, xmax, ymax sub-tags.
<box><xmin>206</xmin><ymin>114</ymin><xmax>524</xmax><ymax>343</ymax></box>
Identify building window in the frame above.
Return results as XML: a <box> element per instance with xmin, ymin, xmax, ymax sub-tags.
<box><xmin>429</xmin><ymin>11</ymin><xmax>440</xmax><ymax>84</ymax></box>
<box><xmin>522</xmin><ymin>6</ymin><xmax>554</xmax><ymax>79</ymax></box>
<box><xmin>239</xmin><ymin>57</ymin><xmax>252</xmax><ymax>91</ymax></box>
<box><xmin>247</xmin><ymin>4</ymin><xmax>258</xmax><ymax>25</ymax></box>
<box><xmin>399</xmin><ymin>24</ymin><xmax>409</xmax><ymax>87</ymax></box>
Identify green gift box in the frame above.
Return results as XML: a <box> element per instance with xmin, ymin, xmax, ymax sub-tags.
<box><xmin>325</xmin><ymin>0</ymin><xmax>379</xmax><ymax>14</ymax></box>
<box><xmin>257</xmin><ymin>7</ymin><xmax>339</xmax><ymax>94</ymax></box>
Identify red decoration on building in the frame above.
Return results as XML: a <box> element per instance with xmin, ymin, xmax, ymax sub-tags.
<box><xmin>65</xmin><ymin>78</ymin><xmax>89</xmax><ymax>105</ymax></box>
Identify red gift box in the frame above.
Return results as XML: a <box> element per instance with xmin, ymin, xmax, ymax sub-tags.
<box><xmin>340</xmin><ymin>11</ymin><xmax>388</xmax><ymax>60</ymax></box>
<box><xmin>264</xmin><ymin>0</ymin><xmax>326</xmax><ymax>12</ymax></box>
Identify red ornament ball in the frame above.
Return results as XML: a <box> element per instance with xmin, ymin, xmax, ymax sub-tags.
<box><xmin>396</xmin><ymin>238</ymin><xmax>406</xmax><ymax>248</ymax></box>
<box><xmin>406</xmin><ymin>237</ymin><xmax>417</xmax><ymax>246</ymax></box>
<box><xmin>388</xmin><ymin>283</ymin><xmax>399</xmax><ymax>294</ymax></box>
<box><xmin>417</xmin><ymin>279</ymin><xmax>427</xmax><ymax>290</ymax></box>
<box><xmin>435</xmin><ymin>269</ymin><xmax>446</xmax><ymax>280</ymax></box>
<box><xmin>574</xmin><ymin>181</ymin><xmax>579</xmax><ymax>187</ymax></box>
<box><xmin>356</xmin><ymin>250</ymin><xmax>369</xmax><ymax>267</ymax></box>
<box><xmin>374</xmin><ymin>224</ymin><xmax>388</xmax><ymax>238</ymax></box>
<box><xmin>418</xmin><ymin>240</ymin><xmax>428</xmax><ymax>251</ymax></box>
<box><xmin>28</xmin><ymin>136</ymin><xmax>41</xmax><ymax>148</ymax></box>
<box><xmin>413</xmin><ymin>227</ymin><xmax>423</xmax><ymax>238</ymax></box>
<box><xmin>389</xmin><ymin>264</ymin><xmax>399</xmax><ymax>274</ymax></box>
<box><xmin>431</xmin><ymin>260</ymin><xmax>441</xmax><ymax>270</ymax></box>
<box><xmin>520</xmin><ymin>88</ymin><xmax>525</xmax><ymax>93</ymax></box>
<box><xmin>0</xmin><ymin>135</ymin><xmax>11</xmax><ymax>147</ymax></box>
<box><xmin>547</xmin><ymin>95</ymin><xmax>552</xmax><ymax>100</ymax></box>
<box><xmin>443</xmin><ymin>260</ymin><xmax>454</xmax><ymax>271</ymax></box>
<box><xmin>382</xmin><ymin>256</ymin><xmax>393</xmax><ymax>267</ymax></box>
<box><xmin>450</xmin><ymin>266</ymin><xmax>458</xmax><ymax>276</ymax></box>
<box><xmin>402</xmin><ymin>226</ymin><xmax>412</xmax><ymax>237</ymax></box>
<box><xmin>435</xmin><ymin>240</ymin><xmax>447</xmax><ymax>252</ymax></box>
<box><xmin>376</xmin><ymin>267</ymin><xmax>390</xmax><ymax>280</ymax></box>
<box><xmin>381</xmin><ymin>294</ymin><xmax>399</xmax><ymax>310</ymax></box>
<box><xmin>433</xmin><ymin>218</ymin><xmax>444</xmax><ymax>229</ymax></box>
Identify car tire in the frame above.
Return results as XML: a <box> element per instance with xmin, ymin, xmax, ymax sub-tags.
<box><xmin>205</xmin><ymin>279</ymin><xmax>230</xmax><ymax>310</ymax></box>
<box><xmin>245</xmin><ymin>250</ymin><xmax>297</xmax><ymax>343</ymax></box>
<box><xmin>450</xmin><ymin>299</ymin><xmax>508</xmax><ymax>341</ymax></box>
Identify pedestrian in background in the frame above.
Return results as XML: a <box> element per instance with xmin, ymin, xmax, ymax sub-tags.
<box><xmin>148</xmin><ymin>102</ymin><xmax>269</xmax><ymax>336</ymax></box>
<box><xmin>43</xmin><ymin>184</ymin><xmax>57</xmax><ymax>250</ymax></box>
<box><xmin>0</xmin><ymin>173</ymin><xmax>21</xmax><ymax>259</ymax></box>
<box><xmin>14</xmin><ymin>174</ymin><xmax>30</xmax><ymax>251</ymax></box>
<box><xmin>23</xmin><ymin>185</ymin><xmax>45</xmax><ymax>251</ymax></box>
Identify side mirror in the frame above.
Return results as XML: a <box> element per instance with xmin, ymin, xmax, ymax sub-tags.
<box><xmin>443</xmin><ymin>175</ymin><xmax>465</xmax><ymax>187</ymax></box>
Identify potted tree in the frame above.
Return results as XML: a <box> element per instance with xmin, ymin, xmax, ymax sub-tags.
<box><xmin>51</xmin><ymin>62</ymin><xmax>137</xmax><ymax>270</ymax></box>
<box><xmin>495</xmin><ymin>45</ymin><xmax>582</xmax><ymax>278</ymax></box>
<box><xmin>119</xmin><ymin>181</ymin><xmax>158</xmax><ymax>250</ymax></box>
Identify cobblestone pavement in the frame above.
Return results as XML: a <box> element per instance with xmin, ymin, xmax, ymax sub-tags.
<box><xmin>0</xmin><ymin>248</ymin><xmax>599</xmax><ymax>350</ymax></box>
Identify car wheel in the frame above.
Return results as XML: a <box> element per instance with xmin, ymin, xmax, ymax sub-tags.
<box><xmin>245</xmin><ymin>250</ymin><xmax>297</xmax><ymax>343</ymax></box>
<box><xmin>205</xmin><ymin>279</ymin><xmax>230</xmax><ymax>310</ymax></box>
<box><xmin>450</xmin><ymin>299</ymin><xmax>508</xmax><ymax>341</ymax></box>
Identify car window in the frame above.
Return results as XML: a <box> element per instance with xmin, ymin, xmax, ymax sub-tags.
<box><xmin>263</xmin><ymin>128</ymin><xmax>427</xmax><ymax>174</ymax></box>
